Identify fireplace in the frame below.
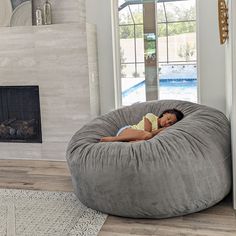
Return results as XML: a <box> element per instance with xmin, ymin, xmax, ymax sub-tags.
<box><xmin>0</xmin><ymin>86</ymin><xmax>42</xmax><ymax>143</ymax></box>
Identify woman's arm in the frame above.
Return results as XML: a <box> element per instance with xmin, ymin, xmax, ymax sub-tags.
<box><xmin>151</xmin><ymin>127</ymin><xmax>166</xmax><ymax>137</ymax></box>
<box><xmin>144</xmin><ymin>117</ymin><xmax>152</xmax><ymax>132</ymax></box>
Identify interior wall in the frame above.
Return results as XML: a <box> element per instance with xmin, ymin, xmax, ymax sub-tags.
<box><xmin>197</xmin><ymin>0</ymin><xmax>226</xmax><ymax>113</ymax></box>
<box><xmin>86</xmin><ymin>0</ymin><xmax>115</xmax><ymax>114</ymax></box>
<box><xmin>225</xmin><ymin>0</ymin><xmax>236</xmax><ymax>210</ymax></box>
<box><xmin>0</xmin><ymin>0</ymin><xmax>91</xmax><ymax>160</ymax></box>
<box><xmin>86</xmin><ymin>0</ymin><xmax>226</xmax><ymax>114</ymax></box>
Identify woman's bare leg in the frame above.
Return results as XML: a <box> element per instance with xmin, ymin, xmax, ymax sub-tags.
<box><xmin>100</xmin><ymin>128</ymin><xmax>153</xmax><ymax>142</ymax></box>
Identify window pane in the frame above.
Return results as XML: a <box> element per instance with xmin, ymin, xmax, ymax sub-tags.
<box><xmin>119</xmin><ymin>24</ymin><xmax>134</xmax><ymax>39</ymax></box>
<box><xmin>119</xmin><ymin>0</ymin><xmax>197</xmax><ymax>106</ymax></box>
<box><xmin>137</xmin><ymin>63</ymin><xmax>145</xmax><ymax>78</ymax></box>
<box><xmin>121</xmin><ymin>63</ymin><xmax>145</xmax><ymax>79</ymax></box>
<box><xmin>118</xmin><ymin>0</ymin><xmax>125</xmax><ymax>6</ymax></box>
<box><xmin>157</xmin><ymin>22</ymin><xmax>166</xmax><ymax>37</ymax></box>
<box><xmin>164</xmin><ymin>0</ymin><xmax>196</xmax><ymax>22</ymax></box>
<box><xmin>167</xmin><ymin>22</ymin><xmax>196</xmax><ymax>62</ymax></box>
<box><xmin>135</xmin><ymin>25</ymin><xmax>144</xmax><ymax>63</ymax></box>
<box><xmin>120</xmin><ymin>63</ymin><xmax>135</xmax><ymax>78</ymax></box>
<box><xmin>156</xmin><ymin>3</ymin><xmax>166</xmax><ymax>23</ymax></box>
<box><xmin>121</xmin><ymin>63</ymin><xmax>146</xmax><ymax>106</ymax></box>
<box><xmin>119</xmin><ymin>6</ymin><xmax>132</xmax><ymax>25</ymax></box>
<box><xmin>122</xmin><ymin>78</ymin><xmax>146</xmax><ymax>106</ymax></box>
<box><xmin>120</xmin><ymin>37</ymin><xmax>136</xmax><ymax>63</ymax></box>
<box><xmin>129</xmin><ymin>4</ymin><xmax>143</xmax><ymax>24</ymax></box>
<box><xmin>168</xmin><ymin>21</ymin><xmax>196</xmax><ymax>36</ymax></box>
<box><xmin>159</xmin><ymin>64</ymin><xmax>197</xmax><ymax>103</ymax></box>
<box><xmin>157</xmin><ymin>23</ymin><xmax>167</xmax><ymax>62</ymax></box>
<box><xmin>119</xmin><ymin>4</ymin><xmax>143</xmax><ymax>25</ymax></box>
<box><xmin>135</xmin><ymin>24</ymin><xmax>143</xmax><ymax>39</ymax></box>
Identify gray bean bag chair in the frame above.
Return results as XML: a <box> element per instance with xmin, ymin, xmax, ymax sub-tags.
<box><xmin>66</xmin><ymin>100</ymin><xmax>231</xmax><ymax>218</ymax></box>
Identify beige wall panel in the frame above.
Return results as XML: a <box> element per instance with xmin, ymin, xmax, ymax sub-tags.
<box><xmin>0</xmin><ymin>23</ymin><xmax>91</xmax><ymax>160</ymax></box>
<box><xmin>86</xmin><ymin>23</ymin><xmax>100</xmax><ymax>117</ymax></box>
<box><xmin>0</xmin><ymin>1</ymin><xmax>99</xmax><ymax>160</ymax></box>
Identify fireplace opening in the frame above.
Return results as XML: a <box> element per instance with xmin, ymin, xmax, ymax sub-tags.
<box><xmin>0</xmin><ymin>86</ymin><xmax>42</xmax><ymax>143</ymax></box>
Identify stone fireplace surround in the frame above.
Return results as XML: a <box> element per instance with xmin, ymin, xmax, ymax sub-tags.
<box><xmin>0</xmin><ymin>1</ymin><xmax>99</xmax><ymax>160</ymax></box>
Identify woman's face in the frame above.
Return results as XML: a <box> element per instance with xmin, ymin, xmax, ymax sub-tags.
<box><xmin>159</xmin><ymin>113</ymin><xmax>177</xmax><ymax>128</ymax></box>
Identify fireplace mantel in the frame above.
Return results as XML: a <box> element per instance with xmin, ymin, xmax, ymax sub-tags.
<box><xmin>0</xmin><ymin>1</ymin><xmax>99</xmax><ymax>160</ymax></box>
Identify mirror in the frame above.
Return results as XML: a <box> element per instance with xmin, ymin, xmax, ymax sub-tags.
<box><xmin>0</xmin><ymin>0</ymin><xmax>32</xmax><ymax>27</ymax></box>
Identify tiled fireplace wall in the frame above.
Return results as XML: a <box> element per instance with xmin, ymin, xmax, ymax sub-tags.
<box><xmin>0</xmin><ymin>0</ymin><xmax>99</xmax><ymax>160</ymax></box>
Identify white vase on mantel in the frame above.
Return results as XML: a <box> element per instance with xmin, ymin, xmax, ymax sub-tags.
<box><xmin>36</xmin><ymin>8</ymin><xmax>43</xmax><ymax>26</ymax></box>
<box><xmin>43</xmin><ymin>0</ymin><xmax>52</xmax><ymax>25</ymax></box>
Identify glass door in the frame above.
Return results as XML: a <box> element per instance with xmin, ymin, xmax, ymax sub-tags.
<box><xmin>118</xmin><ymin>0</ymin><xmax>197</xmax><ymax>106</ymax></box>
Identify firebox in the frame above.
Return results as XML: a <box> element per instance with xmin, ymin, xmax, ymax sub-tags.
<box><xmin>0</xmin><ymin>86</ymin><xmax>42</xmax><ymax>143</ymax></box>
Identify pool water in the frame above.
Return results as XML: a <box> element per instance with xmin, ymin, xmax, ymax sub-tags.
<box><xmin>122</xmin><ymin>78</ymin><xmax>197</xmax><ymax>106</ymax></box>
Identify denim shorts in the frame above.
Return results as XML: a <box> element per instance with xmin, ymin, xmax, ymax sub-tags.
<box><xmin>116</xmin><ymin>125</ymin><xmax>131</xmax><ymax>136</ymax></box>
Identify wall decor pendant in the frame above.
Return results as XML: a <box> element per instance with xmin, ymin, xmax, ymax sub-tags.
<box><xmin>218</xmin><ymin>0</ymin><xmax>229</xmax><ymax>44</ymax></box>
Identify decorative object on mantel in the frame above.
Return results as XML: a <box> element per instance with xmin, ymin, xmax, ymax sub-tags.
<box><xmin>218</xmin><ymin>0</ymin><xmax>229</xmax><ymax>44</ymax></box>
<box><xmin>0</xmin><ymin>0</ymin><xmax>32</xmax><ymax>27</ymax></box>
<box><xmin>0</xmin><ymin>0</ymin><xmax>12</xmax><ymax>26</ymax></box>
<box><xmin>11</xmin><ymin>0</ymin><xmax>29</xmax><ymax>10</ymax></box>
<box><xmin>10</xmin><ymin>0</ymin><xmax>32</xmax><ymax>26</ymax></box>
<box><xmin>36</xmin><ymin>8</ymin><xmax>43</xmax><ymax>26</ymax></box>
<box><xmin>43</xmin><ymin>0</ymin><xmax>52</xmax><ymax>25</ymax></box>
<box><xmin>0</xmin><ymin>188</ymin><xmax>107</xmax><ymax>236</ymax></box>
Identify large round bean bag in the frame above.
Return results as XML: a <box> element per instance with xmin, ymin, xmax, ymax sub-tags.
<box><xmin>66</xmin><ymin>100</ymin><xmax>232</xmax><ymax>218</ymax></box>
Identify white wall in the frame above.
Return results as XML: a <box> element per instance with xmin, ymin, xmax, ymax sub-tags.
<box><xmin>225</xmin><ymin>0</ymin><xmax>236</xmax><ymax>209</ymax></box>
<box><xmin>197</xmin><ymin>0</ymin><xmax>226</xmax><ymax>113</ymax></box>
<box><xmin>86</xmin><ymin>0</ymin><xmax>226</xmax><ymax>114</ymax></box>
<box><xmin>86</xmin><ymin>0</ymin><xmax>115</xmax><ymax>114</ymax></box>
<box><xmin>225</xmin><ymin>0</ymin><xmax>233</xmax><ymax>118</ymax></box>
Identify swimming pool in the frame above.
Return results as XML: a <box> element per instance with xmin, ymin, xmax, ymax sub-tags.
<box><xmin>122</xmin><ymin>78</ymin><xmax>197</xmax><ymax>106</ymax></box>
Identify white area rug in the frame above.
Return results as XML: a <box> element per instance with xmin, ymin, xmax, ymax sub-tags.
<box><xmin>0</xmin><ymin>189</ymin><xmax>107</xmax><ymax>236</ymax></box>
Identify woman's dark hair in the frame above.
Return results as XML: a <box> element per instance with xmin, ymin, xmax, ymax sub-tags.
<box><xmin>159</xmin><ymin>108</ymin><xmax>184</xmax><ymax>122</ymax></box>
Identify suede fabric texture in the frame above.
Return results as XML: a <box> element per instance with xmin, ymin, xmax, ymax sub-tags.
<box><xmin>66</xmin><ymin>100</ymin><xmax>232</xmax><ymax>218</ymax></box>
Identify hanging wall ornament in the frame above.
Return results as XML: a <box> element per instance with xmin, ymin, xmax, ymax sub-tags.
<box><xmin>218</xmin><ymin>0</ymin><xmax>229</xmax><ymax>44</ymax></box>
